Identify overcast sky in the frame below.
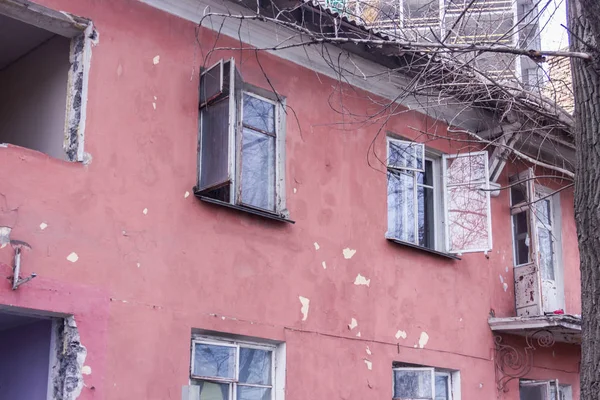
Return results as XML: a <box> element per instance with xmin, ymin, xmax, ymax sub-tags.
<box><xmin>540</xmin><ymin>0</ymin><xmax>569</xmax><ymax>50</ymax></box>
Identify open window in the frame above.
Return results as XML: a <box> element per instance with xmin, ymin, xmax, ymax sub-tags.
<box><xmin>184</xmin><ymin>334</ymin><xmax>285</xmax><ymax>400</ymax></box>
<box><xmin>0</xmin><ymin>1</ymin><xmax>93</xmax><ymax>161</ymax></box>
<box><xmin>392</xmin><ymin>363</ymin><xmax>460</xmax><ymax>400</ymax></box>
<box><xmin>520</xmin><ymin>380</ymin><xmax>572</xmax><ymax>400</ymax></box>
<box><xmin>386</xmin><ymin>138</ymin><xmax>492</xmax><ymax>257</ymax></box>
<box><xmin>195</xmin><ymin>58</ymin><xmax>289</xmax><ymax>222</ymax></box>
<box><xmin>511</xmin><ymin>169</ymin><xmax>564</xmax><ymax>316</ymax></box>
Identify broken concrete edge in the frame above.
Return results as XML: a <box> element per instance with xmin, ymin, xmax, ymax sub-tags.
<box><xmin>51</xmin><ymin>316</ymin><xmax>88</xmax><ymax>400</ymax></box>
<box><xmin>0</xmin><ymin>0</ymin><xmax>90</xmax><ymax>36</ymax></box>
<box><xmin>65</xmin><ymin>22</ymin><xmax>97</xmax><ymax>162</ymax></box>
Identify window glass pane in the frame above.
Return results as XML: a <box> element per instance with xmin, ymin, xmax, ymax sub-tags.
<box><xmin>513</xmin><ymin>211</ymin><xmax>530</xmax><ymax>265</ymax></box>
<box><xmin>417</xmin><ymin>160</ymin><xmax>434</xmax><ymax>186</ymax></box>
<box><xmin>418</xmin><ymin>186</ymin><xmax>435</xmax><ymax>249</ymax></box>
<box><xmin>445</xmin><ymin>154</ymin><xmax>486</xmax><ymax>185</ymax></box>
<box><xmin>538</xmin><ymin>227</ymin><xmax>555</xmax><ymax>280</ymax></box>
<box><xmin>535</xmin><ymin>198</ymin><xmax>551</xmax><ymax>225</ymax></box>
<box><xmin>446</xmin><ymin>185</ymin><xmax>490</xmax><ymax>252</ymax></box>
<box><xmin>240</xmin><ymin>128</ymin><xmax>276</xmax><ymax>211</ymax></box>
<box><xmin>200</xmin><ymin>99</ymin><xmax>230</xmax><ymax>191</ymax></box>
<box><xmin>394</xmin><ymin>369</ymin><xmax>434</xmax><ymax>399</ymax></box>
<box><xmin>511</xmin><ymin>185</ymin><xmax>526</xmax><ymax>205</ymax></box>
<box><xmin>239</xmin><ymin>348</ymin><xmax>272</xmax><ymax>385</ymax></box>
<box><xmin>200</xmin><ymin>63</ymin><xmax>223</xmax><ymax>105</ymax></box>
<box><xmin>520</xmin><ymin>384</ymin><xmax>548</xmax><ymax>400</ymax></box>
<box><xmin>198</xmin><ymin>381</ymin><xmax>230</xmax><ymax>400</ymax></box>
<box><xmin>238</xmin><ymin>386</ymin><xmax>271</xmax><ymax>400</ymax></box>
<box><xmin>388</xmin><ymin>170</ymin><xmax>415</xmax><ymax>243</ymax></box>
<box><xmin>435</xmin><ymin>374</ymin><xmax>449</xmax><ymax>400</ymax></box>
<box><xmin>243</xmin><ymin>94</ymin><xmax>275</xmax><ymax>134</ymax></box>
<box><xmin>388</xmin><ymin>141</ymin><xmax>423</xmax><ymax>170</ymax></box>
<box><xmin>193</xmin><ymin>343</ymin><xmax>236</xmax><ymax>379</ymax></box>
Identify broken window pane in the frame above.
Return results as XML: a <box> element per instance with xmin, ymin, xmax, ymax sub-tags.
<box><xmin>388</xmin><ymin>170</ymin><xmax>416</xmax><ymax>243</ymax></box>
<box><xmin>435</xmin><ymin>374</ymin><xmax>449</xmax><ymax>400</ymax></box>
<box><xmin>193</xmin><ymin>343</ymin><xmax>236</xmax><ymax>379</ymax></box>
<box><xmin>238</xmin><ymin>386</ymin><xmax>271</xmax><ymax>400</ymax></box>
<box><xmin>198</xmin><ymin>381</ymin><xmax>229</xmax><ymax>400</ymax></box>
<box><xmin>393</xmin><ymin>369</ymin><xmax>434</xmax><ymax>399</ymax></box>
<box><xmin>199</xmin><ymin>98</ymin><xmax>231</xmax><ymax>192</ymax></box>
<box><xmin>240</xmin><ymin>128</ymin><xmax>276</xmax><ymax>211</ymax></box>
<box><xmin>239</xmin><ymin>348</ymin><xmax>272</xmax><ymax>385</ymax></box>
<box><xmin>388</xmin><ymin>140</ymin><xmax>424</xmax><ymax>171</ymax></box>
<box><xmin>243</xmin><ymin>94</ymin><xmax>275</xmax><ymax>134</ymax></box>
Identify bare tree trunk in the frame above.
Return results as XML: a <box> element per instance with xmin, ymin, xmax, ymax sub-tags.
<box><xmin>570</xmin><ymin>0</ymin><xmax>600</xmax><ymax>398</ymax></box>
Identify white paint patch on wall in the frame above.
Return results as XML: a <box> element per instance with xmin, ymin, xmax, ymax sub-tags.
<box><xmin>348</xmin><ymin>318</ymin><xmax>358</xmax><ymax>330</ymax></box>
<box><xmin>313</xmin><ymin>242</ymin><xmax>320</xmax><ymax>250</ymax></box>
<box><xmin>365</xmin><ymin>346</ymin><xmax>372</xmax><ymax>355</ymax></box>
<box><xmin>299</xmin><ymin>296</ymin><xmax>310</xmax><ymax>321</ymax></box>
<box><xmin>153</xmin><ymin>55</ymin><xmax>160</xmax><ymax>64</ymax></box>
<box><xmin>39</xmin><ymin>222</ymin><xmax>48</xmax><ymax>230</ymax></box>
<box><xmin>364</xmin><ymin>359</ymin><xmax>372</xmax><ymax>370</ymax></box>
<box><xmin>503</xmin><ymin>282</ymin><xmax>509</xmax><ymax>292</ymax></box>
<box><xmin>343</xmin><ymin>248</ymin><xmax>356</xmax><ymax>259</ymax></box>
<box><xmin>67</xmin><ymin>252</ymin><xmax>79</xmax><ymax>263</ymax></box>
<box><xmin>395</xmin><ymin>330</ymin><xmax>407</xmax><ymax>340</ymax></box>
<box><xmin>418</xmin><ymin>331</ymin><xmax>429</xmax><ymax>348</ymax></box>
<box><xmin>321</xmin><ymin>261</ymin><xmax>327</xmax><ymax>270</ymax></box>
<box><xmin>184</xmin><ymin>191</ymin><xmax>190</xmax><ymax>198</ymax></box>
<box><xmin>143</xmin><ymin>208</ymin><xmax>148</xmax><ymax>215</ymax></box>
<box><xmin>82</xmin><ymin>365</ymin><xmax>92</xmax><ymax>375</ymax></box>
<box><xmin>354</xmin><ymin>274</ymin><xmax>371</xmax><ymax>286</ymax></box>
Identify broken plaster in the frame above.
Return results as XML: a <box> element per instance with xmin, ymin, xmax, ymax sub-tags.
<box><xmin>321</xmin><ymin>261</ymin><xmax>327</xmax><ymax>269</ymax></box>
<box><xmin>343</xmin><ymin>248</ymin><xmax>356</xmax><ymax>259</ymax></box>
<box><xmin>348</xmin><ymin>318</ymin><xmax>358</xmax><ymax>330</ymax></box>
<box><xmin>418</xmin><ymin>331</ymin><xmax>429</xmax><ymax>349</ymax></box>
<box><xmin>153</xmin><ymin>55</ymin><xmax>160</xmax><ymax>65</ymax></box>
<box><xmin>184</xmin><ymin>191</ymin><xmax>190</xmax><ymax>198</ymax></box>
<box><xmin>67</xmin><ymin>252</ymin><xmax>79</xmax><ymax>263</ymax></box>
<box><xmin>313</xmin><ymin>242</ymin><xmax>320</xmax><ymax>250</ymax></box>
<box><xmin>395</xmin><ymin>330</ymin><xmax>407</xmax><ymax>340</ymax></box>
<box><xmin>354</xmin><ymin>274</ymin><xmax>370</xmax><ymax>287</ymax></box>
<box><xmin>40</xmin><ymin>222</ymin><xmax>48</xmax><ymax>230</ymax></box>
<box><xmin>364</xmin><ymin>359</ymin><xmax>372</xmax><ymax>370</ymax></box>
<box><xmin>365</xmin><ymin>346</ymin><xmax>372</xmax><ymax>355</ymax></box>
<box><xmin>0</xmin><ymin>226</ymin><xmax>11</xmax><ymax>248</ymax></box>
<box><xmin>299</xmin><ymin>296</ymin><xmax>310</xmax><ymax>321</ymax></box>
<box><xmin>143</xmin><ymin>208</ymin><xmax>148</xmax><ymax>215</ymax></box>
<box><xmin>52</xmin><ymin>317</ymin><xmax>87</xmax><ymax>400</ymax></box>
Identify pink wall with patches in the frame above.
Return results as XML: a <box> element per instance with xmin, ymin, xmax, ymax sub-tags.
<box><xmin>0</xmin><ymin>0</ymin><xmax>580</xmax><ymax>399</ymax></box>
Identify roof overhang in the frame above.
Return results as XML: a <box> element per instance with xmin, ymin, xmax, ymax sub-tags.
<box><xmin>489</xmin><ymin>315</ymin><xmax>581</xmax><ymax>344</ymax></box>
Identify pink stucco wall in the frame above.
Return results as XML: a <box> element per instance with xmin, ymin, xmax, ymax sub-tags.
<box><xmin>0</xmin><ymin>0</ymin><xmax>580</xmax><ymax>399</ymax></box>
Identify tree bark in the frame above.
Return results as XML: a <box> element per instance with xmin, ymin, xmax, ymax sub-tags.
<box><xmin>569</xmin><ymin>0</ymin><xmax>600</xmax><ymax>399</ymax></box>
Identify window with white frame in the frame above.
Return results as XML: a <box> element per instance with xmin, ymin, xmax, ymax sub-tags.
<box><xmin>511</xmin><ymin>169</ymin><xmax>564</xmax><ymax>316</ymax></box>
<box><xmin>520</xmin><ymin>379</ymin><xmax>572</xmax><ymax>400</ymax></box>
<box><xmin>392</xmin><ymin>364</ymin><xmax>460</xmax><ymax>400</ymax></box>
<box><xmin>196</xmin><ymin>59</ymin><xmax>288</xmax><ymax>219</ymax></box>
<box><xmin>386</xmin><ymin>137</ymin><xmax>492</xmax><ymax>255</ymax></box>
<box><xmin>186</xmin><ymin>335</ymin><xmax>284</xmax><ymax>400</ymax></box>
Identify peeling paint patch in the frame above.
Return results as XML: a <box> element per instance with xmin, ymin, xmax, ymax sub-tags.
<box><xmin>354</xmin><ymin>274</ymin><xmax>371</xmax><ymax>287</ymax></box>
<box><xmin>395</xmin><ymin>330</ymin><xmax>407</xmax><ymax>340</ymax></box>
<box><xmin>152</xmin><ymin>102</ymin><xmax>157</xmax><ymax>110</ymax></box>
<box><xmin>299</xmin><ymin>296</ymin><xmax>310</xmax><ymax>321</ymax></box>
<box><xmin>293</xmin><ymin>188</ymin><xmax>297</xmax><ymax>193</ymax></box>
<box><xmin>364</xmin><ymin>359</ymin><xmax>372</xmax><ymax>370</ymax></box>
<box><xmin>136</xmin><ymin>263</ymin><xmax>141</xmax><ymax>268</ymax></box>
<box><xmin>343</xmin><ymin>248</ymin><xmax>356</xmax><ymax>259</ymax></box>
<box><xmin>499</xmin><ymin>275</ymin><xmax>504</xmax><ymax>284</ymax></box>
<box><xmin>52</xmin><ymin>316</ymin><xmax>87</xmax><ymax>400</ymax></box>
<box><xmin>365</xmin><ymin>346</ymin><xmax>372</xmax><ymax>355</ymax></box>
<box><xmin>321</xmin><ymin>261</ymin><xmax>327</xmax><ymax>269</ymax></box>
<box><xmin>503</xmin><ymin>282</ymin><xmax>509</xmax><ymax>292</ymax></box>
<box><xmin>153</xmin><ymin>55</ymin><xmax>160</xmax><ymax>65</ymax></box>
<box><xmin>356</xmin><ymin>331</ymin><xmax>361</xmax><ymax>337</ymax></box>
<box><xmin>39</xmin><ymin>222</ymin><xmax>48</xmax><ymax>230</ymax></box>
<box><xmin>143</xmin><ymin>208</ymin><xmax>148</xmax><ymax>215</ymax></box>
<box><xmin>184</xmin><ymin>191</ymin><xmax>190</xmax><ymax>198</ymax></box>
<box><xmin>505</xmin><ymin>266</ymin><xmax>509</xmax><ymax>273</ymax></box>
<box><xmin>418</xmin><ymin>331</ymin><xmax>429</xmax><ymax>348</ymax></box>
<box><xmin>348</xmin><ymin>318</ymin><xmax>358</xmax><ymax>330</ymax></box>
<box><xmin>67</xmin><ymin>252</ymin><xmax>79</xmax><ymax>263</ymax></box>
<box><xmin>82</xmin><ymin>365</ymin><xmax>92</xmax><ymax>375</ymax></box>
<box><xmin>313</xmin><ymin>242</ymin><xmax>320</xmax><ymax>250</ymax></box>
<box><xmin>0</xmin><ymin>227</ymin><xmax>11</xmax><ymax>247</ymax></box>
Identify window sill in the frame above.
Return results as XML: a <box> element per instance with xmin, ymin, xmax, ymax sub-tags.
<box><xmin>196</xmin><ymin>195</ymin><xmax>295</xmax><ymax>224</ymax></box>
<box><xmin>386</xmin><ymin>238</ymin><xmax>461</xmax><ymax>260</ymax></box>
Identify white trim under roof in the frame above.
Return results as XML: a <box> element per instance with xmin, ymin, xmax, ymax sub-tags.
<box><xmin>141</xmin><ymin>0</ymin><xmax>491</xmax><ymax>132</ymax></box>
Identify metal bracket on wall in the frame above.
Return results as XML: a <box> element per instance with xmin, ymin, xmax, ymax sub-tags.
<box><xmin>494</xmin><ymin>329</ymin><xmax>556</xmax><ymax>392</ymax></box>
<box><xmin>9</xmin><ymin>240</ymin><xmax>36</xmax><ymax>290</ymax></box>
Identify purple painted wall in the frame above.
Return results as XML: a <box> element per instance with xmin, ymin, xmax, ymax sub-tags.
<box><xmin>0</xmin><ymin>320</ymin><xmax>52</xmax><ymax>399</ymax></box>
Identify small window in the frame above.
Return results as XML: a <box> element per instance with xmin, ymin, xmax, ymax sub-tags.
<box><xmin>0</xmin><ymin>6</ymin><xmax>92</xmax><ymax>161</ymax></box>
<box><xmin>196</xmin><ymin>59</ymin><xmax>288</xmax><ymax>220</ymax></box>
<box><xmin>520</xmin><ymin>379</ymin><xmax>572</xmax><ymax>400</ymax></box>
<box><xmin>393</xmin><ymin>364</ymin><xmax>459</xmax><ymax>400</ymax></box>
<box><xmin>187</xmin><ymin>335</ymin><xmax>285</xmax><ymax>400</ymax></box>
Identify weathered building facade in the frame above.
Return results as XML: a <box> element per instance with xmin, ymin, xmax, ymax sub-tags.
<box><xmin>0</xmin><ymin>0</ymin><xmax>580</xmax><ymax>399</ymax></box>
